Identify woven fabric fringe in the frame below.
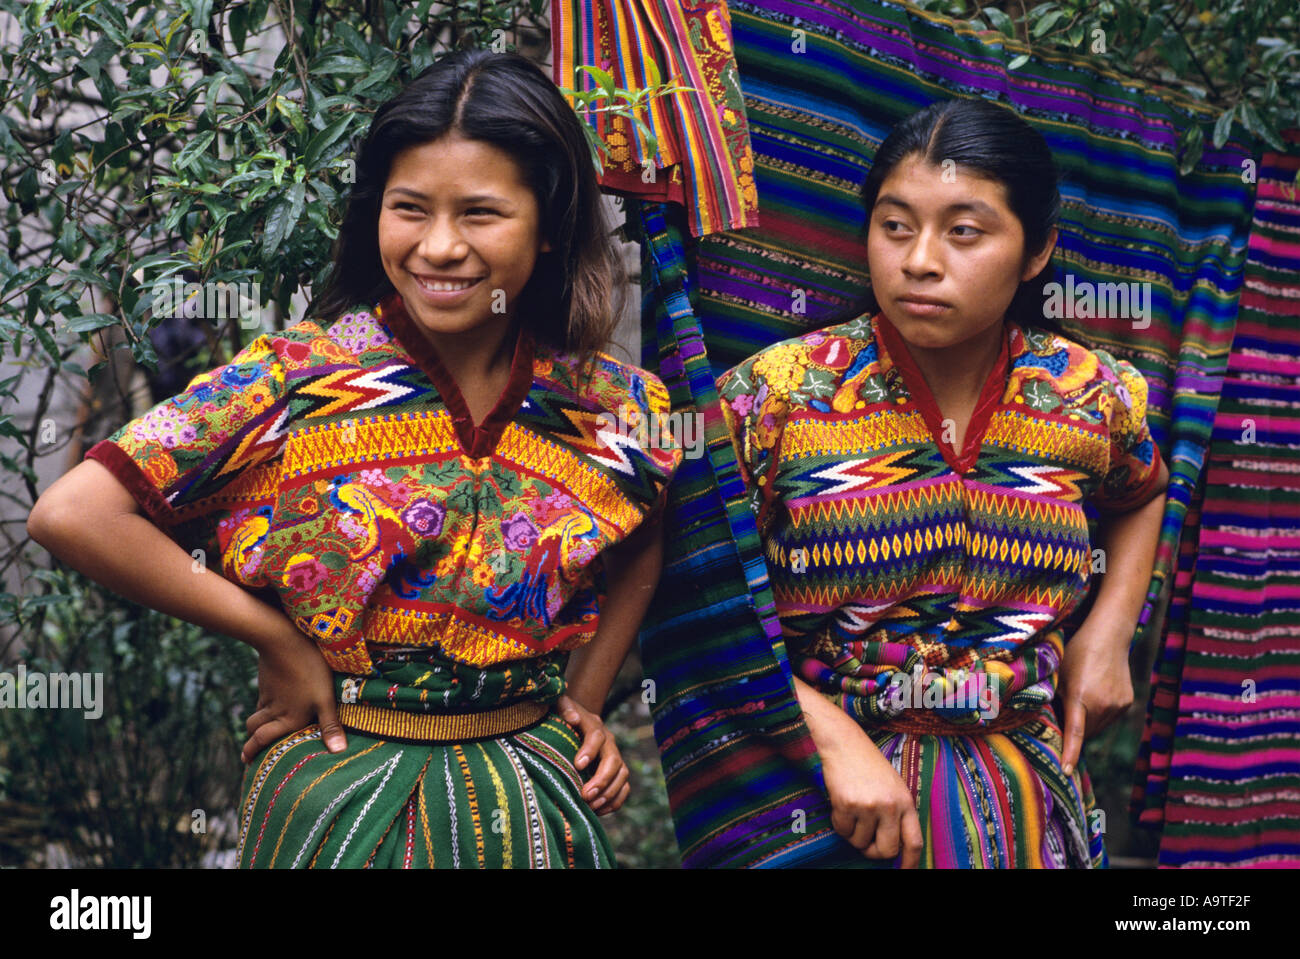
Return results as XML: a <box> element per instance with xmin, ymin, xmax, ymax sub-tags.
<box><xmin>551</xmin><ymin>0</ymin><xmax>758</xmax><ymax>236</ymax></box>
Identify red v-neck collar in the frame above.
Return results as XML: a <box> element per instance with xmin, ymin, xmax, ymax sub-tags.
<box><xmin>873</xmin><ymin>311</ymin><xmax>1011</xmax><ymax>475</ymax></box>
<box><xmin>376</xmin><ymin>291</ymin><xmax>535</xmax><ymax>459</ymax></box>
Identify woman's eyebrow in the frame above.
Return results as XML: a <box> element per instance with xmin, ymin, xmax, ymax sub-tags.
<box><xmin>875</xmin><ymin>194</ymin><xmax>1002</xmax><ymax>220</ymax></box>
<box><xmin>383</xmin><ymin>186</ymin><xmax>511</xmax><ymax>205</ymax></box>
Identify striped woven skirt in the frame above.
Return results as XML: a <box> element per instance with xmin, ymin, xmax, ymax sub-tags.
<box><xmin>235</xmin><ymin>711</ymin><xmax>616</xmax><ymax>868</ymax></box>
<box><xmin>818</xmin><ymin>702</ymin><xmax>1108</xmax><ymax>868</ymax></box>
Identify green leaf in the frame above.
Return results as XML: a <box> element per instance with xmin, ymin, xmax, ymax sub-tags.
<box><xmin>285</xmin><ymin>181</ymin><xmax>306</xmax><ymax>234</ymax></box>
<box><xmin>1138</xmin><ymin>13</ymin><xmax>1165</xmax><ymax>49</ymax></box>
<box><xmin>1008</xmin><ymin>53</ymin><xmax>1031</xmax><ymax>70</ymax></box>
<box><xmin>173</xmin><ymin>129</ymin><xmax>216</xmax><ymax>172</ymax></box>
<box><xmin>64</xmin><ymin>314</ymin><xmax>119</xmax><ymax>334</ymax></box>
<box><xmin>983</xmin><ymin>7</ymin><xmax>1016</xmax><ymax>37</ymax></box>
<box><xmin>31</xmin><ymin>320</ymin><xmax>61</xmax><ymax>366</ymax></box>
<box><xmin>57</xmin><ymin>219</ymin><xmax>79</xmax><ymax>261</ymax></box>
<box><xmin>229</xmin><ymin>1</ymin><xmax>250</xmax><ymax>53</ymax></box>
<box><xmin>577</xmin><ymin>64</ymin><xmax>616</xmax><ymax>99</ymax></box>
<box><xmin>65</xmin><ymin>268</ymin><xmax>109</xmax><ymax>288</ymax></box>
<box><xmin>204</xmin><ymin>73</ymin><xmax>231</xmax><ymax>119</ymax></box>
<box><xmin>1032</xmin><ymin>10</ymin><xmax>1066</xmax><ymax>38</ymax></box>
<box><xmin>1160</xmin><ymin>37</ymin><xmax>1189</xmax><ymax>76</ymax></box>
<box><xmin>335</xmin><ymin>22</ymin><xmax>371</xmax><ymax>61</ymax></box>
<box><xmin>1178</xmin><ymin>123</ymin><xmax>1204</xmax><ymax>176</ymax></box>
<box><xmin>262</xmin><ymin>195</ymin><xmax>293</xmax><ymax>257</ymax></box>
<box><xmin>309</xmin><ymin>55</ymin><xmax>370</xmax><ymax>76</ymax></box>
<box><xmin>274</xmin><ymin>97</ymin><xmax>307</xmax><ymax>137</ymax></box>
<box><xmin>1212</xmin><ymin>105</ymin><xmax>1236</xmax><ymax>149</ymax></box>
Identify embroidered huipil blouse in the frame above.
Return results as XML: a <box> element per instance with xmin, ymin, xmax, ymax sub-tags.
<box><xmin>716</xmin><ymin>311</ymin><xmax>1165</xmax><ymax>728</ymax></box>
<box><xmin>88</xmin><ymin>292</ymin><xmax>682</xmax><ymax>712</ymax></box>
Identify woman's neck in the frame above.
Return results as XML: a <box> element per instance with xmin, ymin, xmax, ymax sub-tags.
<box><xmin>901</xmin><ymin>320</ymin><xmax>1005</xmax><ymax>409</ymax></box>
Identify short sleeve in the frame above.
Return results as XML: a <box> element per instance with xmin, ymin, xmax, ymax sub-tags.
<box><xmin>85</xmin><ymin>331</ymin><xmax>291</xmax><ymax>558</ymax></box>
<box><xmin>1089</xmin><ymin>350</ymin><xmax>1166</xmax><ymax>514</ymax></box>
<box><xmin>634</xmin><ymin>368</ymin><xmax>684</xmax><ymax>521</ymax></box>
<box><xmin>589</xmin><ymin>359</ymin><xmax>684</xmax><ymax>527</ymax></box>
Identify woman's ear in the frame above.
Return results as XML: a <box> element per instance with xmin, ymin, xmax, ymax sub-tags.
<box><xmin>1022</xmin><ymin>226</ymin><xmax>1058</xmax><ymax>281</ymax></box>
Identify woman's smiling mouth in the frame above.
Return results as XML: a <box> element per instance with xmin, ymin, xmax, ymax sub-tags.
<box><xmin>411</xmin><ymin>272</ymin><xmax>486</xmax><ymax>302</ymax></box>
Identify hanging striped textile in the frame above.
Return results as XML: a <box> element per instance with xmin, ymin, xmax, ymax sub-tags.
<box><xmin>550</xmin><ymin>0</ymin><xmax>758</xmax><ymax>236</ymax></box>
<box><xmin>620</xmin><ymin>0</ymin><xmax>1261</xmax><ymax>868</ymax></box>
<box><xmin>1130</xmin><ymin>132</ymin><xmax>1300</xmax><ymax>867</ymax></box>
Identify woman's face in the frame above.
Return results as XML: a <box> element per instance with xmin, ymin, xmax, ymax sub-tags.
<box><xmin>378</xmin><ymin>133</ymin><xmax>551</xmax><ymax>345</ymax></box>
<box><xmin>866</xmin><ymin>152</ymin><xmax>1055</xmax><ymax>351</ymax></box>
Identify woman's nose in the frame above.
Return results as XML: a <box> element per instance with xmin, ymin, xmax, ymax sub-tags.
<box><xmin>901</xmin><ymin>229</ymin><xmax>942</xmax><ymax>278</ymax></box>
<box><xmin>417</xmin><ymin>216</ymin><xmax>468</xmax><ymax>262</ymax></box>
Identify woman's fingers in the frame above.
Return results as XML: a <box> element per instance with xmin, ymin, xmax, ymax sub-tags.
<box><xmin>847</xmin><ymin>810</ymin><xmax>878</xmax><ymax>853</ymax></box>
<box><xmin>1060</xmin><ymin>695</ymin><xmax>1087</xmax><ymax>776</ymax></box>
<box><xmin>241</xmin><ymin>716</ymin><xmax>296</xmax><ymax>765</ymax></box>
<box><xmin>574</xmin><ymin>723</ymin><xmax>606</xmax><ymax>772</ymax></box>
<box><xmin>315</xmin><ymin>699</ymin><xmax>347</xmax><ymax>753</ymax></box>
<box><xmin>591</xmin><ymin>761</ymin><xmax>629</xmax><ymax>811</ymax></box>
<box><xmin>866</xmin><ymin>810</ymin><xmax>902</xmax><ymax>859</ymax></box>
<box><xmin>600</xmin><ymin>780</ymin><xmax>631</xmax><ymax>816</ymax></box>
<box><xmin>245</xmin><ymin>707</ymin><xmax>270</xmax><ymax>734</ymax></box>
<box><xmin>900</xmin><ymin>810</ymin><xmax>924</xmax><ymax>869</ymax></box>
<box><xmin>829</xmin><ymin>807</ymin><xmax>855</xmax><ymax>842</ymax></box>
<box><xmin>583</xmin><ymin>738</ymin><xmax>623</xmax><ymax>801</ymax></box>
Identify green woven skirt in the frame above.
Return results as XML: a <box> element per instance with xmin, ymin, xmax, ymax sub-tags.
<box><xmin>235</xmin><ymin>712</ymin><xmax>616</xmax><ymax>868</ymax></box>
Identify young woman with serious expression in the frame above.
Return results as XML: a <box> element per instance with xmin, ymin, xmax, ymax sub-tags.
<box><xmin>377</xmin><ymin>132</ymin><xmax>553</xmax><ymax>426</ymax></box>
<box><xmin>866</xmin><ymin>153</ymin><xmax>1056</xmax><ymax>451</ymax></box>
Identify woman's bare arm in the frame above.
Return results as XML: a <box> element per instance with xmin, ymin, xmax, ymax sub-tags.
<box><xmin>563</xmin><ymin>512</ymin><xmax>664</xmax><ymax>716</ymax></box>
<box><xmin>791</xmin><ymin>672</ymin><xmax>923</xmax><ymax>866</ymax></box>
<box><xmin>29</xmin><ymin>459</ymin><xmax>303</xmax><ymax>653</ymax></box>
<box><xmin>28</xmin><ymin>459</ymin><xmax>348</xmax><ymax>758</ymax></box>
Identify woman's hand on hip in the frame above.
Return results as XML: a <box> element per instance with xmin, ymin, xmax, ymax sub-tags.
<box><xmin>554</xmin><ymin>694</ymin><xmax>630</xmax><ymax>816</ymax></box>
<box><xmin>1056</xmin><ymin>620</ymin><xmax>1134</xmax><ymax>776</ymax></box>
<box><xmin>241</xmin><ymin>627</ymin><xmax>347</xmax><ymax>764</ymax></box>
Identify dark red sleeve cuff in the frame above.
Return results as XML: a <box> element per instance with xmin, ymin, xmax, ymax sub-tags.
<box><xmin>1096</xmin><ymin>441</ymin><xmax>1167</xmax><ymax>515</ymax></box>
<box><xmin>85</xmin><ymin>439</ymin><xmax>180</xmax><ymax>529</ymax></box>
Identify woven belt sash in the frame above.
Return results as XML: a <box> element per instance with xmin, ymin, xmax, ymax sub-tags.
<box><xmin>337</xmin><ymin>699</ymin><xmax>551</xmax><ymax>744</ymax></box>
<box><xmin>872</xmin><ymin>706</ymin><xmax>1042</xmax><ymax>736</ymax></box>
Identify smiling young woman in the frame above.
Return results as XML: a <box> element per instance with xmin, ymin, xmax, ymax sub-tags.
<box><xmin>717</xmin><ymin>97</ymin><xmax>1169</xmax><ymax>868</ymax></box>
<box><xmin>28</xmin><ymin>49</ymin><xmax>683</xmax><ymax>869</ymax></box>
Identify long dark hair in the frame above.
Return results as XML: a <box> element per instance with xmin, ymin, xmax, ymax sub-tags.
<box><xmin>826</xmin><ymin>96</ymin><xmax>1086</xmax><ymax>348</ymax></box>
<box><xmin>310</xmin><ymin>48</ymin><xmax>625</xmax><ymax>365</ymax></box>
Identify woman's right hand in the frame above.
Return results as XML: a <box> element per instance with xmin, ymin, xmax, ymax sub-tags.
<box><xmin>791</xmin><ymin>674</ymin><xmax>923</xmax><ymax>866</ymax></box>
<box><xmin>820</xmin><ymin>731</ymin><xmax>924</xmax><ymax>866</ymax></box>
<box><xmin>240</xmin><ymin>628</ymin><xmax>347</xmax><ymax>764</ymax></box>
<box><xmin>27</xmin><ymin>459</ymin><xmax>352</xmax><ymax>765</ymax></box>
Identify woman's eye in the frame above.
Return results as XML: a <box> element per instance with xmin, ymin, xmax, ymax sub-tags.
<box><xmin>951</xmin><ymin>225</ymin><xmax>981</xmax><ymax>237</ymax></box>
<box><xmin>466</xmin><ymin>207</ymin><xmax>496</xmax><ymax>216</ymax></box>
<box><xmin>882</xmin><ymin>220</ymin><xmax>907</xmax><ymax>233</ymax></box>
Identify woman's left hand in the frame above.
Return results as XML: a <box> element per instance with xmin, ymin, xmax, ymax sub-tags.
<box><xmin>1056</xmin><ymin>621</ymin><xmax>1135</xmax><ymax>777</ymax></box>
<box><xmin>553</xmin><ymin>694</ymin><xmax>630</xmax><ymax>816</ymax></box>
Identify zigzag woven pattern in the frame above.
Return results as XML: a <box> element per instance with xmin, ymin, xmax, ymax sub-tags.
<box><xmin>88</xmin><ymin>295</ymin><xmax>681</xmax><ymax>707</ymax></box>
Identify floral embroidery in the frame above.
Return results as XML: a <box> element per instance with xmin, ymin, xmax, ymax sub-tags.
<box><xmin>401</xmin><ymin>498</ymin><xmax>445</xmax><ymax>537</ymax></box>
<box><xmin>89</xmin><ymin>299</ymin><xmax>684</xmax><ymax>681</ymax></box>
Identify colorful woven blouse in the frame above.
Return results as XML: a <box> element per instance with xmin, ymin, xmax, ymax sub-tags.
<box><xmin>88</xmin><ymin>292</ymin><xmax>682</xmax><ymax>712</ymax></box>
<box><xmin>716</xmin><ymin>310</ymin><xmax>1165</xmax><ymax>729</ymax></box>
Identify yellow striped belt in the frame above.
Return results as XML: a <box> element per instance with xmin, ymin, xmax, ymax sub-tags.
<box><xmin>336</xmin><ymin>699</ymin><xmax>551</xmax><ymax>744</ymax></box>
